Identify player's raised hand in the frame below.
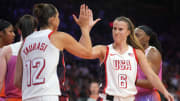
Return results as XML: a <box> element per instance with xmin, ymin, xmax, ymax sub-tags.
<box><xmin>73</xmin><ymin>4</ymin><xmax>101</xmax><ymax>32</ymax></box>
<box><xmin>88</xmin><ymin>8</ymin><xmax>101</xmax><ymax>31</ymax></box>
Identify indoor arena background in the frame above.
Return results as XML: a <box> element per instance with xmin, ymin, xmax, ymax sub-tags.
<box><xmin>0</xmin><ymin>0</ymin><xmax>179</xmax><ymax>100</ymax></box>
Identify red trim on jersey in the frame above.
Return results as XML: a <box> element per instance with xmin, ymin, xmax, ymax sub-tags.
<box><xmin>48</xmin><ymin>31</ymin><xmax>55</xmax><ymax>40</ymax></box>
<box><xmin>103</xmin><ymin>46</ymin><xmax>109</xmax><ymax>93</ymax></box>
<box><xmin>133</xmin><ymin>48</ymin><xmax>138</xmax><ymax>84</ymax></box>
<box><xmin>133</xmin><ymin>48</ymin><xmax>138</xmax><ymax>63</ymax></box>
<box><xmin>62</xmin><ymin>53</ymin><xmax>66</xmax><ymax>83</ymax></box>
<box><xmin>22</xmin><ymin>38</ymin><xmax>26</xmax><ymax>46</ymax></box>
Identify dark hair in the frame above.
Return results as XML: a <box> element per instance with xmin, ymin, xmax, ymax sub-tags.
<box><xmin>33</xmin><ymin>3</ymin><xmax>57</xmax><ymax>28</ymax></box>
<box><xmin>137</xmin><ymin>25</ymin><xmax>162</xmax><ymax>53</ymax></box>
<box><xmin>0</xmin><ymin>19</ymin><xmax>12</xmax><ymax>31</ymax></box>
<box><xmin>16</xmin><ymin>14</ymin><xmax>37</xmax><ymax>39</ymax></box>
<box><xmin>114</xmin><ymin>16</ymin><xmax>144</xmax><ymax>52</ymax></box>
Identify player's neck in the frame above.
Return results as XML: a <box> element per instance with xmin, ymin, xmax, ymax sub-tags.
<box><xmin>113</xmin><ymin>41</ymin><xmax>128</xmax><ymax>51</ymax></box>
<box><xmin>113</xmin><ymin>42</ymin><xmax>129</xmax><ymax>54</ymax></box>
<box><xmin>40</xmin><ymin>26</ymin><xmax>54</xmax><ymax>31</ymax></box>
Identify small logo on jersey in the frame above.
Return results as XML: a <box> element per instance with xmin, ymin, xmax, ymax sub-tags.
<box><xmin>110</xmin><ymin>53</ymin><xmax>118</xmax><ymax>56</ymax></box>
<box><xmin>128</xmin><ymin>53</ymin><xmax>134</xmax><ymax>57</ymax></box>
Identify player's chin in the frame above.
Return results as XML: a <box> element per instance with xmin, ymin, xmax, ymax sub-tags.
<box><xmin>9</xmin><ymin>38</ymin><xmax>15</xmax><ymax>43</ymax></box>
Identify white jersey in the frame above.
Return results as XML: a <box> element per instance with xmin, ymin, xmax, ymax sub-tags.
<box><xmin>21</xmin><ymin>29</ymin><xmax>61</xmax><ymax>100</ymax></box>
<box><xmin>10</xmin><ymin>41</ymin><xmax>22</xmax><ymax>56</ymax></box>
<box><xmin>145</xmin><ymin>46</ymin><xmax>156</xmax><ymax>56</ymax></box>
<box><xmin>100</xmin><ymin>44</ymin><xmax>138</xmax><ymax>97</ymax></box>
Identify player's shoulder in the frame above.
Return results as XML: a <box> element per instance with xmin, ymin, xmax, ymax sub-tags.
<box><xmin>134</xmin><ymin>49</ymin><xmax>144</xmax><ymax>58</ymax></box>
<box><xmin>134</xmin><ymin>48</ymin><xmax>143</xmax><ymax>54</ymax></box>
<box><xmin>0</xmin><ymin>45</ymin><xmax>11</xmax><ymax>57</ymax></box>
<box><xmin>51</xmin><ymin>31</ymin><xmax>71</xmax><ymax>40</ymax></box>
<box><xmin>148</xmin><ymin>47</ymin><xmax>162</xmax><ymax>60</ymax></box>
<box><xmin>149</xmin><ymin>47</ymin><xmax>161</xmax><ymax>55</ymax></box>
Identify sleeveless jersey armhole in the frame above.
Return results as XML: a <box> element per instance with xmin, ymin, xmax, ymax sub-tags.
<box><xmin>22</xmin><ymin>38</ymin><xmax>26</xmax><ymax>46</ymax></box>
<box><xmin>133</xmin><ymin>48</ymin><xmax>138</xmax><ymax>64</ymax></box>
<box><xmin>102</xmin><ymin>46</ymin><xmax>109</xmax><ymax>93</ymax></box>
<box><xmin>47</xmin><ymin>31</ymin><xmax>60</xmax><ymax>51</ymax></box>
<box><xmin>48</xmin><ymin>31</ymin><xmax>55</xmax><ymax>40</ymax></box>
<box><xmin>133</xmin><ymin>48</ymin><xmax>138</xmax><ymax>84</ymax></box>
<box><xmin>103</xmin><ymin>46</ymin><xmax>109</xmax><ymax>64</ymax></box>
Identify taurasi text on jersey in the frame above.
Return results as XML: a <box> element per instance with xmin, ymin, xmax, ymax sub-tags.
<box><xmin>23</xmin><ymin>42</ymin><xmax>48</xmax><ymax>55</ymax></box>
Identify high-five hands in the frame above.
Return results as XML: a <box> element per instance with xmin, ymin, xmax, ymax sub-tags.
<box><xmin>73</xmin><ymin>4</ymin><xmax>101</xmax><ymax>32</ymax></box>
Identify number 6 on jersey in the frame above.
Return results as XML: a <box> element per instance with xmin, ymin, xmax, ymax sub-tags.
<box><xmin>25</xmin><ymin>58</ymin><xmax>46</xmax><ymax>87</ymax></box>
<box><xmin>118</xmin><ymin>74</ymin><xmax>127</xmax><ymax>88</ymax></box>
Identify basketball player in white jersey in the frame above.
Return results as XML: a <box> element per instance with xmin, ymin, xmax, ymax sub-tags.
<box><xmin>14</xmin><ymin>3</ymin><xmax>100</xmax><ymax>101</ymax></box>
<box><xmin>85</xmin><ymin>17</ymin><xmax>174</xmax><ymax>101</ymax></box>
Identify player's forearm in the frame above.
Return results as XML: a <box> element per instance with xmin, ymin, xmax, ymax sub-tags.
<box><xmin>79</xmin><ymin>28</ymin><xmax>92</xmax><ymax>51</ymax></box>
<box><xmin>136</xmin><ymin>79</ymin><xmax>154</xmax><ymax>89</ymax></box>
<box><xmin>147</xmin><ymin>72</ymin><xmax>167</xmax><ymax>95</ymax></box>
<box><xmin>14</xmin><ymin>74</ymin><xmax>22</xmax><ymax>89</ymax></box>
<box><xmin>14</xmin><ymin>61</ymin><xmax>22</xmax><ymax>89</ymax></box>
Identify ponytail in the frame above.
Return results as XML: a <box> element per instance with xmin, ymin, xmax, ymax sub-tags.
<box><xmin>16</xmin><ymin>14</ymin><xmax>37</xmax><ymax>39</ymax></box>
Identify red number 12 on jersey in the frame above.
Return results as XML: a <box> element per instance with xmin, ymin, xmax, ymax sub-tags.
<box><xmin>25</xmin><ymin>58</ymin><xmax>46</xmax><ymax>87</ymax></box>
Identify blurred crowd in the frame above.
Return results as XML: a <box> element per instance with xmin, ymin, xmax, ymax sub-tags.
<box><xmin>0</xmin><ymin>0</ymin><xmax>179</xmax><ymax>101</ymax></box>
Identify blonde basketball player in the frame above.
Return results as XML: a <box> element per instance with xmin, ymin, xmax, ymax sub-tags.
<box><xmin>86</xmin><ymin>17</ymin><xmax>174</xmax><ymax>101</ymax></box>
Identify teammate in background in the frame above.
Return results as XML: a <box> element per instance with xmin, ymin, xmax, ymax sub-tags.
<box><xmin>0</xmin><ymin>19</ymin><xmax>15</xmax><ymax>49</ymax></box>
<box><xmin>14</xmin><ymin>3</ymin><xmax>100</xmax><ymax>101</ymax></box>
<box><xmin>135</xmin><ymin>25</ymin><xmax>163</xmax><ymax>101</ymax></box>
<box><xmin>0</xmin><ymin>15</ymin><xmax>37</xmax><ymax>101</ymax></box>
<box><xmin>85</xmin><ymin>16</ymin><xmax>174</xmax><ymax>101</ymax></box>
<box><xmin>0</xmin><ymin>19</ymin><xmax>15</xmax><ymax>101</ymax></box>
<box><xmin>87</xmin><ymin>81</ymin><xmax>100</xmax><ymax>101</ymax></box>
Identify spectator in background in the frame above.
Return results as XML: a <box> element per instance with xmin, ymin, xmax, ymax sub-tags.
<box><xmin>87</xmin><ymin>81</ymin><xmax>99</xmax><ymax>101</ymax></box>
